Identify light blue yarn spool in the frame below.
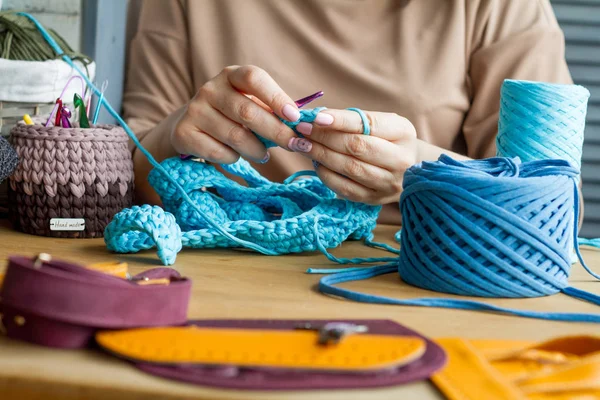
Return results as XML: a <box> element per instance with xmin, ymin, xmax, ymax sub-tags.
<box><xmin>496</xmin><ymin>79</ymin><xmax>589</xmax><ymax>170</ymax></box>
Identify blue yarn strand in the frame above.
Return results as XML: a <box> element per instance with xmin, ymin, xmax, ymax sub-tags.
<box><xmin>364</xmin><ymin>234</ymin><xmax>401</xmax><ymax>254</ymax></box>
<box><xmin>579</xmin><ymin>238</ymin><xmax>600</xmax><ymax>247</ymax></box>
<box><xmin>317</xmin><ymin>265</ymin><xmax>600</xmax><ymax>323</ymax></box>
<box><xmin>283</xmin><ymin>170</ymin><xmax>319</xmax><ymax>184</ymax></box>
<box><xmin>571</xmin><ymin>184</ymin><xmax>600</xmax><ymax>280</ymax></box>
<box><xmin>346</xmin><ymin>108</ymin><xmax>371</xmax><ymax>135</ymax></box>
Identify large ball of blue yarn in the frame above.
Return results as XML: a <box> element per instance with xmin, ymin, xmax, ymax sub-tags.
<box><xmin>496</xmin><ymin>79</ymin><xmax>590</xmax><ymax>170</ymax></box>
<box><xmin>398</xmin><ymin>155</ymin><xmax>579</xmax><ymax>298</ymax></box>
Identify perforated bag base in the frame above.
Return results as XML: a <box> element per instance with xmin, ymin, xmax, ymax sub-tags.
<box><xmin>124</xmin><ymin>319</ymin><xmax>446</xmax><ymax>391</ymax></box>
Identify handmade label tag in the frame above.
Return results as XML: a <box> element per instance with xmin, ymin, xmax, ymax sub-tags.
<box><xmin>49</xmin><ymin>218</ymin><xmax>85</xmax><ymax>231</ymax></box>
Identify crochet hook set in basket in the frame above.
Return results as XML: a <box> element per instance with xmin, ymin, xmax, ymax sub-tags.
<box><xmin>7</xmin><ymin>67</ymin><xmax>133</xmax><ymax>238</ymax></box>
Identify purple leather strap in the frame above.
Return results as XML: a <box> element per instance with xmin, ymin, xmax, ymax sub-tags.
<box><xmin>134</xmin><ymin>319</ymin><xmax>447</xmax><ymax>390</ymax></box>
<box><xmin>0</xmin><ymin>256</ymin><xmax>191</xmax><ymax>348</ymax></box>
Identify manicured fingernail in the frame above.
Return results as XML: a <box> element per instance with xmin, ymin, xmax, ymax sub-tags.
<box><xmin>288</xmin><ymin>137</ymin><xmax>312</xmax><ymax>153</ymax></box>
<box><xmin>312</xmin><ymin>160</ymin><xmax>320</xmax><ymax>169</ymax></box>
<box><xmin>282</xmin><ymin>104</ymin><xmax>300</xmax><ymax>122</ymax></box>
<box><xmin>259</xmin><ymin>152</ymin><xmax>271</xmax><ymax>164</ymax></box>
<box><xmin>296</xmin><ymin>122</ymin><xmax>313</xmax><ymax>136</ymax></box>
<box><xmin>314</xmin><ymin>112</ymin><xmax>333</xmax><ymax>126</ymax></box>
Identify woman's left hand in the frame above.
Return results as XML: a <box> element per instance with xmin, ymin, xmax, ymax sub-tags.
<box><xmin>289</xmin><ymin>109</ymin><xmax>418</xmax><ymax>205</ymax></box>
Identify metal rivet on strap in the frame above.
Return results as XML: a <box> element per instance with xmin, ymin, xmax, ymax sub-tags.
<box><xmin>14</xmin><ymin>316</ymin><xmax>26</xmax><ymax>326</ymax></box>
<box><xmin>295</xmin><ymin>322</ymin><xmax>369</xmax><ymax>345</ymax></box>
<box><xmin>33</xmin><ymin>253</ymin><xmax>52</xmax><ymax>268</ymax></box>
<box><xmin>0</xmin><ymin>313</ymin><xmax>6</xmax><ymax>335</ymax></box>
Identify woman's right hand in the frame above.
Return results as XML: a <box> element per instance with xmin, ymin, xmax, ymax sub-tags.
<box><xmin>171</xmin><ymin>65</ymin><xmax>302</xmax><ymax>164</ymax></box>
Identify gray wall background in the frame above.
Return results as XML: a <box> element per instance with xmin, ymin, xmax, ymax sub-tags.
<box><xmin>4</xmin><ymin>0</ymin><xmax>600</xmax><ymax>236</ymax></box>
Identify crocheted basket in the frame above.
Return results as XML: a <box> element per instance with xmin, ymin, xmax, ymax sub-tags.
<box><xmin>8</xmin><ymin>122</ymin><xmax>134</xmax><ymax>238</ymax></box>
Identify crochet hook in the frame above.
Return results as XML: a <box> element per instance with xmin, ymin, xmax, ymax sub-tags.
<box><xmin>294</xmin><ymin>90</ymin><xmax>323</xmax><ymax>108</ymax></box>
<box><xmin>54</xmin><ymin>98</ymin><xmax>63</xmax><ymax>127</ymax></box>
<box><xmin>61</xmin><ymin>106</ymin><xmax>72</xmax><ymax>128</ymax></box>
<box><xmin>180</xmin><ymin>90</ymin><xmax>324</xmax><ymax>160</ymax></box>
<box><xmin>92</xmin><ymin>80</ymin><xmax>109</xmax><ymax>125</ymax></box>
<box><xmin>74</xmin><ymin>94</ymin><xmax>90</xmax><ymax>128</ymax></box>
<box><xmin>22</xmin><ymin>114</ymin><xmax>34</xmax><ymax>125</ymax></box>
<box><xmin>45</xmin><ymin>75</ymin><xmax>86</xmax><ymax>127</ymax></box>
<box><xmin>86</xmin><ymin>91</ymin><xmax>92</xmax><ymax>118</ymax></box>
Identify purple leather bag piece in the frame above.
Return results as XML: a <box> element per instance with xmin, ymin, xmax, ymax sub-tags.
<box><xmin>0</xmin><ymin>256</ymin><xmax>191</xmax><ymax>348</ymax></box>
<box><xmin>134</xmin><ymin>319</ymin><xmax>447</xmax><ymax>391</ymax></box>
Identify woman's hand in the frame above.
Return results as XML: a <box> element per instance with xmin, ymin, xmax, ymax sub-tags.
<box><xmin>171</xmin><ymin>65</ymin><xmax>304</xmax><ymax>164</ymax></box>
<box><xmin>290</xmin><ymin>110</ymin><xmax>419</xmax><ymax>205</ymax></box>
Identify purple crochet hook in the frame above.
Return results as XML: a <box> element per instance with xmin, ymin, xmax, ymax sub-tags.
<box><xmin>61</xmin><ymin>107</ymin><xmax>72</xmax><ymax>128</ymax></box>
<box><xmin>294</xmin><ymin>90</ymin><xmax>324</xmax><ymax>108</ymax></box>
<box><xmin>180</xmin><ymin>90</ymin><xmax>324</xmax><ymax>160</ymax></box>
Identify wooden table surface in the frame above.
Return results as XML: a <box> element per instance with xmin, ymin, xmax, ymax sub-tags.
<box><xmin>1</xmin><ymin>219</ymin><xmax>599</xmax><ymax>400</ymax></box>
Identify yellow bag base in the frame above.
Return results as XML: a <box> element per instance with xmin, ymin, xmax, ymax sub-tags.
<box><xmin>96</xmin><ymin>326</ymin><xmax>427</xmax><ymax>371</ymax></box>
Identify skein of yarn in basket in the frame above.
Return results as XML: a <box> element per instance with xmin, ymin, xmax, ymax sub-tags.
<box><xmin>0</xmin><ymin>11</ymin><xmax>92</xmax><ymax>66</ymax></box>
<box><xmin>313</xmin><ymin>155</ymin><xmax>600</xmax><ymax>323</ymax></box>
<box><xmin>8</xmin><ymin>122</ymin><xmax>134</xmax><ymax>238</ymax></box>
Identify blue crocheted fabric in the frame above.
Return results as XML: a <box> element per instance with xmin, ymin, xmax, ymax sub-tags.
<box><xmin>105</xmin><ymin>109</ymin><xmax>381</xmax><ymax>265</ymax></box>
<box><xmin>258</xmin><ymin>107</ymin><xmax>326</xmax><ymax>148</ymax></box>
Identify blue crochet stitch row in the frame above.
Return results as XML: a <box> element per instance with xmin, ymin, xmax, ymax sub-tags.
<box><xmin>104</xmin><ymin>109</ymin><xmax>384</xmax><ymax>265</ymax></box>
<box><xmin>258</xmin><ymin>107</ymin><xmax>326</xmax><ymax>148</ymax></box>
<box><xmin>311</xmin><ymin>156</ymin><xmax>600</xmax><ymax>323</ymax></box>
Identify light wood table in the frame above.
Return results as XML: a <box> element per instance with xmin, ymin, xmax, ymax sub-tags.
<box><xmin>1</xmin><ymin>219</ymin><xmax>599</xmax><ymax>400</ymax></box>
